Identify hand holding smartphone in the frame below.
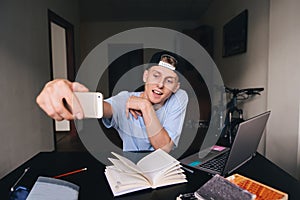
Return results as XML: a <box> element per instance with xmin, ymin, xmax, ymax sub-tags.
<box><xmin>74</xmin><ymin>92</ymin><xmax>103</xmax><ymax>118</ymax></box>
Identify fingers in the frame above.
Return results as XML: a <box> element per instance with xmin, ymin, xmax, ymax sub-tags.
<box><xmin>36</xmin><ymin>79</ymin><xmax>87</xmax><ymax>120</ymax></box>
<box><xmin>126</xmin><ymin>96</ymin><xmax>136</xmax><ymax>119</ymax></box>
<box><xmin>72</xmin><ymin>82</ymin><xmax>89</xmax><ymax>92</ymax></box>
<box><xmin>126</xmin><ymin>96</ymin><xmax>145</xmax><ymax>119</ymax></box>
<box><xmin>69</xmin><ymin>82</ymin><xmax>89</xmax><ymax>118</ymax></box>
<box><xmin>126</xmin><ymin>109</ymin><xmax>142</xmax><ymax>119</ymax></box>
<box><xmin>135</xmin><ymin>110</ymin><xmax>142</xmax><ymax>116</ymax></box>
<box><xmin>63</xmin><ymin>90</ymin><xmax>84</xmax><ymax>120</ymax></box>
<box><xmin>37</xmin><ymin>90</ymin><xmax>65</xmax><ymax>121</ymax></box>
<box><xmin>126</xmin><ymin>96</ymin><xmax>134</xmax><ymax>118</ymax></box>
<box><xmin>129</xmin><ymin>109</ymin><xmax>142</xmax><ymax>119</ymax></box>
<box><xmin>37</xmin><ymin>79</ymin><xmax>73</xmax><ymax>120</ymax></box>
<box><xmin>130</xmin><ymin>109</ymin><xmax>138</xmax><ymax>119</ymax></box>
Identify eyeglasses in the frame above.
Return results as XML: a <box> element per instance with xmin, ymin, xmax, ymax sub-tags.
<box><xmin>160</xmin><ymin>54</ymin><xmax>178</xmax><ymax>68</ymax></box>
<box><xmin>146</xmin><ymin>69</ymin><xmax>179</xmax><ymax>91</ymax></box>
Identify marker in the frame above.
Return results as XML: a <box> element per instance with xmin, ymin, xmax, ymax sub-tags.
<box><xmin>53</xmin><ymin>167</ymin><xmax>87</xmax><ymax>179</ymax></box>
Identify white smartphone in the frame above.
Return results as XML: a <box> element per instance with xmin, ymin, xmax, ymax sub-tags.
<box><xmin>74</xmin><ymin>92</ymin><xmax>103</xmax><ymax>118</ymax></box>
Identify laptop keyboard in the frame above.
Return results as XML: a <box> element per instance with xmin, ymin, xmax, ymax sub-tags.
<box><xmin>199</xmin><ymin>151</ymin><xmax>230</xmax><ymax>173</ymax></box>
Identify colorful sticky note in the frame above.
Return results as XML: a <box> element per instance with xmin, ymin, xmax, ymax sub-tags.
<box><xmin>188</xmin><ymin>161</ymin><xmax>201</xmax><ymax>167</ymax></box>
<box><xmin>211</xmin><ymin>145</ymin><xmax>226</xmax><ymax>151</ymax></box>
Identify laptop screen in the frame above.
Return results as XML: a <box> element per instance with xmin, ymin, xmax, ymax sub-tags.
<box><xmin>223</xmin><ymin>111</ymin><xmax>270</xmax><ymax>175</ymax></box>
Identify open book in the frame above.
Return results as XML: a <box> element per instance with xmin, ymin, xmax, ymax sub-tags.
<box><xmin>104</xmin><ymin>149</ymin><xmax>187</xmax><ymax>196</ymax></box>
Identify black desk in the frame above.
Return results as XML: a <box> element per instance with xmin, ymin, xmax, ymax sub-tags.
<box><xmin>1</xmin><ymin>152</ymin><xmax>299</xmax><ymax>200</ymax></box>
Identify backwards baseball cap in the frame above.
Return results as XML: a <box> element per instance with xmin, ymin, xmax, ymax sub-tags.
<box><xmin>149</xmin><ymin>51</ymin><xmax>179</xmax><ymax>71</ymax></box>
<box><xmin>159</xmin><ymin>54</ymin><xmax>177</xmax><ymax>71</ymax></box>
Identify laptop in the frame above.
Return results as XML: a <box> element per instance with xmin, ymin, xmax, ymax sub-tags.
<box><xmin>180</xmin><ymin>111</ymin><xmax>270</xmax><ymax>176</ymax></box>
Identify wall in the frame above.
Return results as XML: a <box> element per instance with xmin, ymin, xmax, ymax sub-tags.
<box><xmin>267</xmin><ymin>0</ymin><xmax>300</xmax><ymax>179</ymax></box>
<box><xmin>201</xmin><ymin>0</ymin><xmax>300</xmax><ymax>179</ymax></box>
<box><xmin>79</xmin><ymin>20</ymin><xmax>202</xmax><ymax>97</ymax></box>
<box><xmin>78</xmin><ymin>20</ymin><xmax>208</xmax><ymax>159</ymax></box>
<box><xmin>78</xmin><ymin>3</ymin><xmax>274</xmax><ymax>163</ymax></box>
<box><xmin>199</xmin><ymin>0</ymin><xmax>269</xmax><ymax>153</ymax></box>
<box><xmin>0</xmin><ymin>0</ymin><xmax>80</xmax><ymax>178</ymax></box>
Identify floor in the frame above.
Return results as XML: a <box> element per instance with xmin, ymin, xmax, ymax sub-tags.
<box><xmin>55</xmin><ymin>132</ymin><xmax>87</xmax><ymax>152</ymax></box>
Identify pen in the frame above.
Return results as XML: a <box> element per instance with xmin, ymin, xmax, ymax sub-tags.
<box><xmin>182</xmin><ymin>166</ymin><xmax>194</xmax><ymax>174</ymax></box>
<box><xmin>53</xmin><ymin>167</ymin><xmax>87</xmax><ymax>179</ymax></box>
<box><xmin>11</xmin><ymin>167</ymin><xmax>30</xmax><ymax>192</ymax></box>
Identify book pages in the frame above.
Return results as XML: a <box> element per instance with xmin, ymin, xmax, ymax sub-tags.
<box><xmin>105</xmin><ymin>149</ymin><xmax>187</xmax><ymax>196</ymax></box>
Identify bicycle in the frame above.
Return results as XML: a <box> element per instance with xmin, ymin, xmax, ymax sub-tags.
<box><xmin>219</xmin><ymin>86</ymin><xmax>264</xmax><ymax>146</ymax></box>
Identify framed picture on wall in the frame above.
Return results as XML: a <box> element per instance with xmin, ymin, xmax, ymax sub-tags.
<box><xmin>223</xmin><ymin>9</ymin><xmax>248</xmax><ymax>57</ymax></box>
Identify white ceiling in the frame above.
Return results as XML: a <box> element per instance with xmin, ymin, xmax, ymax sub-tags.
<box><xmin>79</xmin><ymin>0</ymin><xmax>213</xmax><ymax>21</ymax></box>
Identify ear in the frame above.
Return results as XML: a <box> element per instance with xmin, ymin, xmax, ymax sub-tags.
<box><xmin>173</xmin><ymin>82</ymin><xmax>180</xmax><ymax>93</ymax></box>
<box><xmin>143</xmin><ymin>70</ymin><xmax>149</xmax><ymax>83</ymax></box>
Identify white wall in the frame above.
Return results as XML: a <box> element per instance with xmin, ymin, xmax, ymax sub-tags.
<box><xmin>267</xmin><ymin>0</ymin><xmax>300</xmax><ymax>179</ymax></box>
<box><xmin>0</xmin><ymin>0</ymin><xmax>80</xmax><ymax>178</ymax></box>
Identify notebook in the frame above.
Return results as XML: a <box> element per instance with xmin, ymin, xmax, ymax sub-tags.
<box><xmin>26</xmin><ymin>176</ymin><xmax>79</xmax><ymax>200</ymax></box>
<box><xmin>180</xmin><ymin>111</ymin><xmax>270</xmax><ymax>176</ymax></box>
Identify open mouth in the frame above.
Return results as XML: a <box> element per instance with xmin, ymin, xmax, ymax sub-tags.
<box><xmin>152</xmin><ymin>90</ymin><xmax>162</xmax><ymax>95</ymax></box>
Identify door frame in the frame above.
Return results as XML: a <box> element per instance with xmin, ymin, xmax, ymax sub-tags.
<box><xmin>48</xmin><ymin>10</ymin><xmax>76</xmax><ymax>149</ymax></box>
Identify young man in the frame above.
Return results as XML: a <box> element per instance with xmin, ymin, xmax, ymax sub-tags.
<box><xmin>36</xmin><ymin>52</ymin><xmax>188</xmax><ymax>152</ymax></box>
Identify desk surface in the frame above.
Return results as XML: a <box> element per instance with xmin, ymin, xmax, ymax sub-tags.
<box><xmin>0</xmin><ymin>151</ymin><xmax>299</xmax><ymax>200</ymax></box>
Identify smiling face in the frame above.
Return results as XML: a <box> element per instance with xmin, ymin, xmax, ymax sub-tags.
<box><xmin>142</xmin><ymin>65</ymin><xmax>180</xmax><ymax>107</ymax></box>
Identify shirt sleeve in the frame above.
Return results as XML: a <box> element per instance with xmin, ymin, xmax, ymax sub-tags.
<box><xmin>102</xmin><ymin>91</ymin><xmax>130</xmax><ymax>129</ymax></box>
<box><xmin>163</xmin><ymin>89</ymin><xmax>189</xmax><ymax>147</ymax></box>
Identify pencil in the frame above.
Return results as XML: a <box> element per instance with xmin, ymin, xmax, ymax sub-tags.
<box><xmin>53</xmin><ymin>167</ymin><xmax>87</xmax><ymax>179</ymax></box>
